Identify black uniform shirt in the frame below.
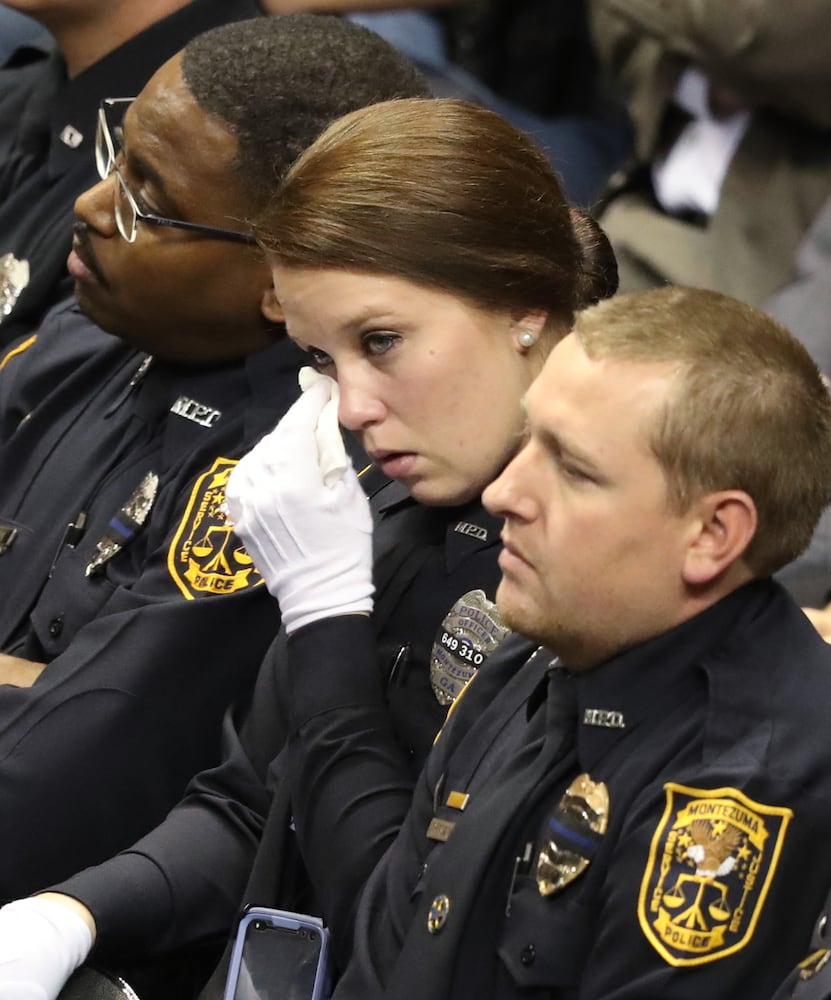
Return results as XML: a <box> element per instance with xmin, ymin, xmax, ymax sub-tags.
<box><xmin>55</xmin><ymin>488</ymin><xmax>506</xmax><ymax>973</ymax></box>
<box><xmin>0</xmin><ymin>299</ymin><xmax>304</xmax><ymax>899</ymax></box>
<box><xmin>331</xmin><ymin>579</ymin><xmax>831</xmax><ymax>999</ymax></box>
<box><xmin>0</xmin><ymin>0</ymin><xmax>262</xmax><ymax>346</ymax></box>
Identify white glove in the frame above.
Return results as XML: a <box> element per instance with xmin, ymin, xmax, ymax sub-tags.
<box><xmin>226</xmin><ymin>367</ymin><xmax>374</xmax><ymax>633</ymax></box>
<box><xmin>0</xmin><ymin>897</ymin><xmax>93</xmax><ymax>1000</ymax></box>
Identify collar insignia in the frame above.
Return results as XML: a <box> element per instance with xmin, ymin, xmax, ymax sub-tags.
<box><xmin>583</xmin><ymin>708</ymin><xmax>626</xmax><ymax>729</ymax></box>
<box><xmin>170</xmin><ymin>395</ymin><xmax>222</xmax><ymax>428</ymax></box>
<box><xmin>453</xmin><ymin>521</ymin><xmax>488</xmax><ymax>541</ymax></box>
<box><xmin>59</xmin><ymin>125</ymin><xmax>83</xmax><ymax>148</ymax></box>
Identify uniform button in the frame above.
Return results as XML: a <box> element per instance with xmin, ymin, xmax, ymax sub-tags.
<box><xmin>48</xmin><ymin>616</ymin><xmax>64</xmax><ymax>638</ymax></box>
<box><xmin>427</xmin><ymin>894</ymin><xmax>450</xmax><ymax>934</ymax></box>
<box><xmin>520</xmin><ymin>944</ymin><xmax>536</xmax><ymax>966</ymax></box>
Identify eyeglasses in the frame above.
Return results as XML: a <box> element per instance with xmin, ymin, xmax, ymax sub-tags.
<box><xmin>95</xmin><ymin>98</ymin><xmax>257</xmax><ymax>246</ymax></box>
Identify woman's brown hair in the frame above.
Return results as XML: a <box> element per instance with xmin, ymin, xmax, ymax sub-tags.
<box><xmin>258</xmin><ymin>98</ymin><xmax>617</xmax><ymax>334</ymax></box>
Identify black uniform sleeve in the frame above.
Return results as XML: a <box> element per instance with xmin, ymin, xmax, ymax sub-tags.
<box><xmin>55</xmin><ymin>702</ymin><xmax>271</xmax><ymax>957</ymax></box>
<box><xmin>285</xmin><ymin>615</ymin><xmax>417</xmax><ymax>965</ymax></box>
<box><xmin>48</xmin><ymin>627</ymin><xmax>304</xmax><ymax>959</ymax></box>
<box><xmin>0</xmin><ymin>569</ymin><xmax>280</xmax><ymax>902</ymax></box>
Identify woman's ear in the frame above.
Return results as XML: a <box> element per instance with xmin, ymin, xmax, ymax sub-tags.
<box><xmin>681</xmin><ymin>490</ymin><xmax>758</xmax><ymax>586</ymax></box>
<box><xmin>511</xmin><ymin>309</ymin><xmax>548</xmax><ymax>353</ymax></box>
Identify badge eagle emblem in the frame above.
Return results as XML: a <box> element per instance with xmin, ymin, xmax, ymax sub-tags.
<box><xmin>638</xmin><ymin>783</ymin><xmax>792</xmax><ymax>966</ymax></box>
<box><xmin>167</xmin><ymin>457</ymin><xmax>264</xmax><ymax>599</ymax></box>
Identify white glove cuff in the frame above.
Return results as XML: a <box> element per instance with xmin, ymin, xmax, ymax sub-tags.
<box><xmin>0</xmin><ymin>897</ymin><xmax>93</xmax><ymax>999</ymax></box>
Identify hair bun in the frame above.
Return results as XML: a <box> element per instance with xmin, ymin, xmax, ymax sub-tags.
<box><xmin>569</xmin><ymin>206</ymin><xmax>618</xmax><ymax>309</ymax></box>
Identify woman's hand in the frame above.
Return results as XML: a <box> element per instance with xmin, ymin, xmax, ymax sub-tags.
<box><xmin>226</xmin><ymin>368</ymin><xmax>374</xmax><ymax>633</ymax></box>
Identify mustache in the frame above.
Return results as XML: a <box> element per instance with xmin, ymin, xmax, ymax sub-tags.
<box><xmin>72</xmin><ymin>221</ymin><xmax>106</xmax><ymax>284</ymax></box>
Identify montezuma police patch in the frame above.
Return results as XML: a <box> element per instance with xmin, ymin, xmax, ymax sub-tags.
<box><xmin>638</xmin><ymin>783</ymin><xmax>792</xmax><ymax>966</ymax></box>
<box><xmin>167</xmin><ymin>457</ymin><xmax>263</xmax><ymax>600</ymax></box>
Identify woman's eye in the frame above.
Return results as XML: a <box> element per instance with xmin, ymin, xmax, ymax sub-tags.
<box><xmin>307</xmin><ymin>347</ymin><xmax>334</xmax><ymax>369</ymax></box>
<box><xmin>560</xmin><ymin>461</ymin><xmax>594</xmax><ymax>484</ymax></box>
<box><xmin>362</xmin><ymin>332</ymin><xmax>399</xmax><ymax>357</ymax></box>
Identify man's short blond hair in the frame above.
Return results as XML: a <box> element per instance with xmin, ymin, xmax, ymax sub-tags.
<box><xmin>573</xmin><ymin>287</ymin><xmax>831</xmax><ymax>577</ymax></box>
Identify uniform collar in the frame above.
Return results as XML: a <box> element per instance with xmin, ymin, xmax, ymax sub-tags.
<box><xmin>88</xmin><ymin>327</ymin><xmax>303</xmax><ymax>464</ymax></box>
<box><xmin>444</xmin><ymin>498</ymin><xmax>502</xmax><ymax>572</ymax></box>
<box><xmin>368</xmin><ymin>481</ymin><xmax>501</xmax><ymax>568</ymax></box>
<box><xmin>569</xmin><ymin>579</ymin><xmax>774</xmax><ymax>772</ymax></box>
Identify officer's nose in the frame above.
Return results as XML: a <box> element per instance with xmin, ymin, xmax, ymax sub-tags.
<box><xmin>74</xmin><ymin>174</ymin><xmax>118</xmax><ymax>237</ymax></box>
<box><xmin>483</xmin><ymin>444</ymin><xmax>539</xmax><ymax>523</ymax></box>
<box><xmin>337</xmin><ymin>370</ymin><xmax>387</xmax><ymax>432</ymax></box>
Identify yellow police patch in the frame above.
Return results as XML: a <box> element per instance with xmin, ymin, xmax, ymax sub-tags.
<box><xmin>638</xmin><ymin>782</ymin><xmax>792</xmax><ymax>967</ymax></box>
<box><xmin>167</xmin><ymin>457</ymin><xmax>264</xmax><ymax>600</ymax></box>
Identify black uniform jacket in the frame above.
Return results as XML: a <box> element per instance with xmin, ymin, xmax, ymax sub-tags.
<box><xmin>0</xmin><ymin>300</ymin><xmax>304</xmax><ymax>898</ymax></box>
<box><xmin>56</xmin><ymin>481</ymin><xmax>505</xmax><ymax>981</ymax></box>
<box><xmin>0</xmin><ymin>0</ymin><xmax>262</xmax><ymax>346</ymax></box>
<box><xmin>322</xmin><ymin>579</ymin><xmax>831</xmax><ymax>999</ymax></box>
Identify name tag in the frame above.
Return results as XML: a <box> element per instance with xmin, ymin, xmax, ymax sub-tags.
<box><xmin>170</xmin><ymin>396</ymin><xmax>222</xmax><ymax>428</ymax></box>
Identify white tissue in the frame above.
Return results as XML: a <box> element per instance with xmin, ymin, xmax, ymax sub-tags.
<box><xmin>298</xmin><ymin>366</ymin><xmax>348</xmax><ymax>488</ymax></box>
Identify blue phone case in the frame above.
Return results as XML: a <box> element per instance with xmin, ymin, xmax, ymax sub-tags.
<box><xmin>223</xmin><ymin>906</ymin><xmax>331</xmax><ymax>1000</ymax></box>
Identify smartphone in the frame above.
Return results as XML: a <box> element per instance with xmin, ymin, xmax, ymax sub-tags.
<box><xmin>223</xmin><ymin>906</ymin><xmax>332</xmax><ymax>1000</ymax></box>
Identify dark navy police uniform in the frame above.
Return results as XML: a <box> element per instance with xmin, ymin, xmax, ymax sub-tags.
<box><xmin>0</xmin><ymin>300</ymin><xmax>303</xmax><ymax>899</ymax></box>
<box><xmin>54</xmin><ymin>484</ymin><xmax>505</xmax><ymax>995</ymax></box>
<box><xmin>284</xmin><ymin>579</ymin><xmax>831</xmax><ymax>999</ymax></box>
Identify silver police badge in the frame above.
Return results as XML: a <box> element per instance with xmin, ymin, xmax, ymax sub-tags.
<box><xmin>430</xmin><ymin>589</ymin><xmax>510</xmax><ymax>705</ymax></box>
<box><xmin>0</xmin><ymin>253</ymin><xmax>30</xmax><ymax>320</ymax></box>
<box><xmin>85</xmin><ymin>471</ymin><xmax>159</xmax><ymax>577</ymax></box>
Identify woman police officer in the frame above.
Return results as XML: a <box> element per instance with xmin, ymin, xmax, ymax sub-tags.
<box><xmin>221</xmin><ymin>95</ymin><xmax>619</xmax><ymax>976</ymax></box>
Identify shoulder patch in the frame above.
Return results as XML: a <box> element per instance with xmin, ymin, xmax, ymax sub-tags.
<box><xmin>638</xmin><ymin>782</ymin><xmax>792</xmax><ymax>967</ymax></box>
<box><xmin>167</xmin><ymin>457</ymin><xmax>264</xmax><ymax>600</ymax></box>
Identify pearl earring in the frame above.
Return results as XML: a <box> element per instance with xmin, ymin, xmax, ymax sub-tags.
<box><xmin>518</xmin><ymin>330</ymin><xmax>537</xmax><ymax>349</ymax></box>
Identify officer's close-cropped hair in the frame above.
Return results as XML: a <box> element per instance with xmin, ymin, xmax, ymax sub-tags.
<box><xmin>257</xmin><ymin>97</ymin><xmax>618</xmax><ymax>336</ymax></box>
<box><xmin>573</xmin><ymin>287</ymin><xmax>831</xmax><ymax>577</ymax></box>
<box><xmin>181</xmin><ymin>15</ymin><xmax>430</xmax><ymax>215</ymax></box>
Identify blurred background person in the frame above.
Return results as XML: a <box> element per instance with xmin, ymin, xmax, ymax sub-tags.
<box><xmin>764</xmin><ymin>194</ymin><xmax>831</xmax><ymax>622</ymax></box>
<box><xmin>590</xmin><ymin>0</ymin><xmax>831</xmax><ymax>307</ymax></box>
<box><xmin>0</xmin><ymin>0</ymin><xmax>263</xmax><ymax>347</ymax></box>
<box><xmin>260</xmin><ymin>0</ymin><xmax>632</xmax><ymax>206</ymax></box>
